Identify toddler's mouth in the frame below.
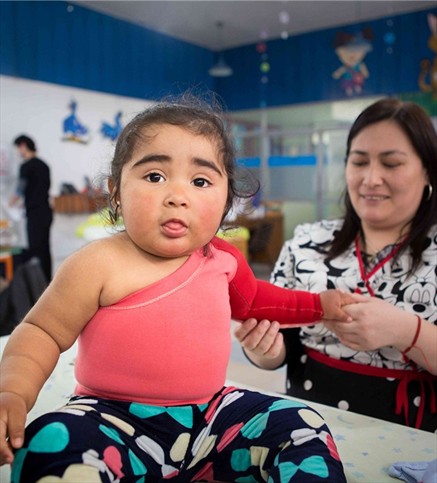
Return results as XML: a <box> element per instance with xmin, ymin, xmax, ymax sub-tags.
<box><xmin>162</xmin><ymin>219</ymin><xmax>188</xmax><ymax>237</ymax></box>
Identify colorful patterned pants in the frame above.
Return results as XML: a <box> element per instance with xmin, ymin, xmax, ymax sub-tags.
<box><xmin>12</xmin><ymin>386</ymin><xmax>345</xmax><ymax>482</ymax></box>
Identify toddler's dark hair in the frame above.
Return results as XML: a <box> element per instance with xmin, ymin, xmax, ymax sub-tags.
<box><xmin>108</xmin><ymin>92</ymin><xmax>259</xmax><ymax>225</ymax></box>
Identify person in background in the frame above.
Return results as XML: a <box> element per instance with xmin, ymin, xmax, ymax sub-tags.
<box><xmin>0</xmin><ymin>96</ymin><xmax>350</xmax><ymax>482</ymax></box>
<box><xmin>10</xmin><ymin>135</ymin><xmax>53</xmax><ymax>282</ymax></box>
<box><xmin>236</xmin><ymin>98</ymin><xmax>437</xmax><ymax>432</ymax></box>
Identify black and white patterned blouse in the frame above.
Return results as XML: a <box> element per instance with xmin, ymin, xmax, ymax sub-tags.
<box><xmin>271</xmin><ymin>219</ymin><xmax>437</xmax><ymax>371</ymax></box>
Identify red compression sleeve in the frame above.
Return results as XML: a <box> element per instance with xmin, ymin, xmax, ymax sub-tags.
<box><xmin>211</xmin><ymin>236</ymin><xmax>323</xmax><ymax>327</ymax></box>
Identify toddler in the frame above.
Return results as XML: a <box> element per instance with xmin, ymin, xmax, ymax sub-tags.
<box><xmin>0</xmin><ymin>95</ymin><xmax>351</xmax><ymax>482</ymax></box>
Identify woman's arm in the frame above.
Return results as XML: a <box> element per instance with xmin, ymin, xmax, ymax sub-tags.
<box><xmin>326</xmin><ymin>297</ymin><xmax>437</xmax><ymax>374</ymax></box>
<box><xmin>403</xmin><ymin>318</ymin><xmax>437</xmax><ymax>375</ymax></box>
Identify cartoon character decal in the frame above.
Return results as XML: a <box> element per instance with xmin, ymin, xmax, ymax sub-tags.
<box><xmin>418</xmin><ymin>13</ymin><xmax>437</xmax><ymax>99</ymax></box>
<box><xmin>332</xmin><ymin>28</ymin><xmax>373</xmax><ymax>96</ymax></box>
<box><xmin>62</xmin><ymin>100</ymin><xmax>90</xmax><ymax>144</ymax></box>
<box><xmin>100</xmin><ymin>111</ymin><xmax>123</xmax><ymax>141</ymax></box>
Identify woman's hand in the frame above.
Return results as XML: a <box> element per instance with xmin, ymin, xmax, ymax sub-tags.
<box><xmin>325</xmin><ymin>296</ymin><xmax>437</xmax><ymax>374</ymax></box>
<box><xmin>325</xmin><ymin>296</ymin><xmax>412</xmax><ymax>351</ymax></box>
<box><xmin>0</xmin><ymin>392</ymin><xmax>27</xmax><ymax>465</ymax></box>
<box><xmin>234</xmin><ymin>318</ymin><xmax>286</xmax><ymax>370</ymax></box>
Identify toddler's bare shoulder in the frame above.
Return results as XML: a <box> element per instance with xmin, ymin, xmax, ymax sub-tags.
<box><xmin>58</xmin><ymin>236</ymin><xmax>120</xmax><ymax>276</ymax></box>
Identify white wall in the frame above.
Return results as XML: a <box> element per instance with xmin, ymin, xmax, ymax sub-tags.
<box><xmin>0</xmin><ymin>75</ymin><xmax>153</xmax><ymax>198</ymax></box>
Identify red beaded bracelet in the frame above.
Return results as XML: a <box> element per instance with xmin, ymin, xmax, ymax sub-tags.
<box><xmin>402</xmin><ymin>315</ymin><xmax>422</xmax><ymax>358</ymax></box>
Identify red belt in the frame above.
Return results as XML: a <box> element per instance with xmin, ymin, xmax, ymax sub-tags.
<box><xmin>306</xmin><ymin>347</ymin><xmax>436</xmax><ymax>429</ymax></box>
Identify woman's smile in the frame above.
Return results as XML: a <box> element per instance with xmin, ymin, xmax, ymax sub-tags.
<box><xmin>360</xmin><ymin>193</ymin><xmax>389</xmax><ymax>202</ymax></box>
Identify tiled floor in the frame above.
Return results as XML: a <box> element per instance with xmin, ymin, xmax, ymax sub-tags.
<box><xmin>51</xmin><ymin>213</ymin><xmax>287</xmax><ymax>394</ymax></box>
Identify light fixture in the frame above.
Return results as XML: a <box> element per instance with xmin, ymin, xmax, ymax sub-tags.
<box><xmin>208</xmin><ymin>21</ymin><xmax>233</xmax><ymax>77</ymax></box>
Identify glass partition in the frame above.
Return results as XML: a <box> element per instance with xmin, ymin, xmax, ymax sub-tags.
<box><xmin>229</xmin><ymin>97</ymin><xmax>381</xmax><ymax>238</ymax></box>
<box><xmin>230</xmin><ymin>97</ymin><xmax>436</xmax><ymax>240</ymax></box>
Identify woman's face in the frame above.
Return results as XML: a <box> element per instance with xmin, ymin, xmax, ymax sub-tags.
<box><xmin>345</xmin><ymin>120</ymin><xmax>429</xmax><ymax>234</ymax></box>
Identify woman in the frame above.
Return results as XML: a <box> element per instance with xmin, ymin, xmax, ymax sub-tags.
<box><xmin>236</xmin><ymin>98</ymin><xmax>437</xmax><ymax>431</ymax></box>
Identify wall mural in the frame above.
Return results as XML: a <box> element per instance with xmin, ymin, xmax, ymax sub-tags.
<box><xmin>62</xmin><ymin>101</ymin><xmax>123</xmax><ymax>144</ymax></box>
<box><xmin>62</xmin><ymin>100</ymin><xmax>90</xmax><ymax>144</ymax></box>
<box><xmin>332</xmin><ymin>28</ymin><xmax>373</xmax><ymax>97</ymax></box>
<box><xmin>100</xmin><ymin>111</ymin><xmax>123</xmax><ymax>141</ymax></box>
<box><xmin>418</xmin><ymin>13</ymin><xmax>437</xmax><ymax>99</ymax></box>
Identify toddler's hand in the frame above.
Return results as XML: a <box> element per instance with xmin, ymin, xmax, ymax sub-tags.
<box><xmin>234</xmin><ymin>318</ymin><xmax>283</xmax><ymax>360</ymax></box>
<box><xmin>319</xmin><ymin>289</ymin><xmax>357</xmax><ymax>322</ymax></box>
<box><xmin>0</xmin><ymin>392</ymin><xmax>27</xmax><ymax>465</ymax></box>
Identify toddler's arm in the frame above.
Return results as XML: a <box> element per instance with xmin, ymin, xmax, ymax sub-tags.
<box><xmin>231</xmin><ymin>276</ymin><xmax>324</xmax><ymax>327</ymax></box>
<box><xmin>319</xmin><ymin>290</ymin><xmax>356</xmax><ymax>321</ymax></box>
<box><xmin>0</xmin><ymin>242</ymin><xmax>106</xmax><ymax>465</ymax></box>
<box><xmin>0</xmin><ymin>322</ymin><xmax>61</xmax><ymax>465</ymax></box>
<box><xmin>213</xmin><ymin>237</ymin><xmax>354</xmax><ymax>327</ymax></box>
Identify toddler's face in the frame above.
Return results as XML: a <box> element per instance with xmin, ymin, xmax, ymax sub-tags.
<box><xmin>118</xmin><ymin>124</ymin><xmax>229</xmax><ymax>258</ymax></box>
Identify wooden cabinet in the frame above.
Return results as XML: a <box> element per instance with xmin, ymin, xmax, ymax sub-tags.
<box><xmin>233</xmin><ymin>211</ymin><xmax>284</xmax><ymax>265</ymax></box>
<box><xmin>53</xmin><ymin>194</ymin><xmax>107</xmax><ymax>214</ymax></box>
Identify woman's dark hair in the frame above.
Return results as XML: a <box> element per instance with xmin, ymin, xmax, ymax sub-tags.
<box><xmin>328</xmin><ymin>98</ymin><xmax>437</xmax><ymax>273</ymax></box>
<box><xmin>13</xmin><ymin>135</ymin><xmax>36</xmax><ymax>152</ymax></box>
<box><xmin>108</xmin><ymin>92</ymin><xmax>258</xmax><ymax>226</ymax></box>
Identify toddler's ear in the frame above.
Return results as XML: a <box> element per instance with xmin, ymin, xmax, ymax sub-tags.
<box><xmin>107</xmin><ymin>178</ymin><xmax>115</xmax><ymax>194</ymax></box>
<box><xmin>107</xmin><ymin>179</ymin><xmax>119</xmax><ymax>204</ymax></box>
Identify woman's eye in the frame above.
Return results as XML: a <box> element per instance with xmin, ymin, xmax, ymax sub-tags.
<box><xmin>349</xmin><ymin>160</ymin><xmax>367</xmax><ymax>167</ymax></box>
<box><xmin>383</xmin><ymin>162</ymin><xmax>401</xmax><ymax>169</ymax></box>
<box><xmin>193</xmin><ymin>178</ymin><xmax>211</xmax><ymax>188</ymax></box>
<box><xmin>145</xmin><ymin>172</ymin><xmax>164</xmax><ymax>183</ymax></box>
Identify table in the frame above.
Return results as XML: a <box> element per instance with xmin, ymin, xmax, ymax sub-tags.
<box><xmin>0</xmin><ymin>336</ymin><xmax>435</xmax><ymax>482</ymax></box>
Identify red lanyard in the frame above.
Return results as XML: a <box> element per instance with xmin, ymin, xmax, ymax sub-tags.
<box><xmin>354</xmin><ymin>235</ymin><xmax>403</xmax><ymax>297</ymax></box>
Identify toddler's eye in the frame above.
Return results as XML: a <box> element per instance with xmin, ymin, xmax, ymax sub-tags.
<box><xmin>145</xmin><ymin>172</ymin><xmax>164</xmax><ymax>183</ymax></box>
<box><xmin>193</xmin><ymin>178</ymin><xmax>211</xmax><ymax>188</ymax></box>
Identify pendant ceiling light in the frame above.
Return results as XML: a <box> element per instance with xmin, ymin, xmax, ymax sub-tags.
<box><xmin>208</xmin><ymin>21</ymin><xmax>233</xmax><ymax>77</ymax></box>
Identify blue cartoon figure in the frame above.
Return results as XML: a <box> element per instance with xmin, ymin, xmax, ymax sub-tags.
<box><xmin>332</xmin><ymin>28</ymin><xmax>373</xmax><ymax>96</ymax></box>
<box><xmin>100</xmin><ymin>111</ymin><xmax>123</xmax><ymax>141</ymax></box>
<box><xmin>62</xmin><ymin>100</ymin><xmax>90</xmax><ymax>144</ymax></box>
